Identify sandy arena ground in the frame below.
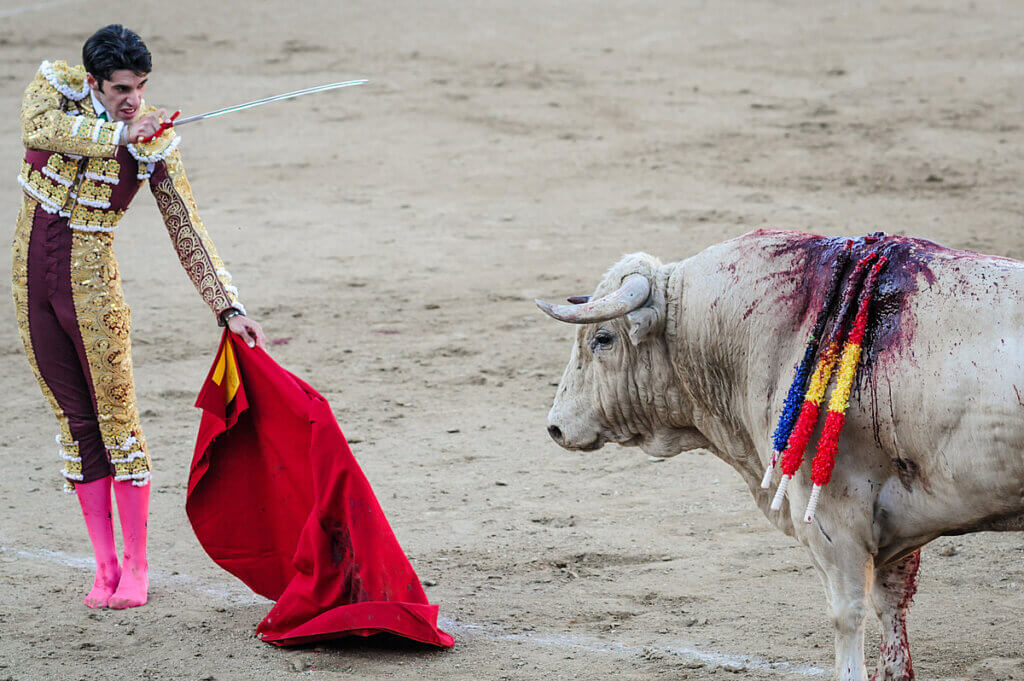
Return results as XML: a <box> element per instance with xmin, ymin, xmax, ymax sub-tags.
<box><xmin>2</xmin><ymin>1</ymin><xmax>1024</xmax><ymax>679</ymax></box>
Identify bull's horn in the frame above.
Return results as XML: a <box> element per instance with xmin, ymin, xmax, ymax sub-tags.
<box><xmin>535</xmin><ymin>274</ymin><xmax>651</xmax><ymax>323</ymax></box>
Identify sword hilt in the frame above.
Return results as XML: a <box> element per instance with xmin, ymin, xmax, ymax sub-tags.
<box><xmin>138</xmin><ymin>110</ymin><xmax>180</xmax><ymax>144</ymax></box>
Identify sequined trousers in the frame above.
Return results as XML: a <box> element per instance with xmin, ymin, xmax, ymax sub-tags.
<box><xmin>12</xmin><ymin>197</ymin><xmax>150</xmax><ymax>492</ymax></box>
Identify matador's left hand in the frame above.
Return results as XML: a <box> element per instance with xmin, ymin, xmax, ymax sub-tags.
<box><xmin>228</xmin><ymin>315</ymin><xmax>267</xmax><ymax>350</ymax></box>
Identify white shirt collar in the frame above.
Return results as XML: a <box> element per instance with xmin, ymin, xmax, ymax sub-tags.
<box><xmin>89</xmin><ymin>88</ymin><xmax>108</xmax><ymax>120</ymax></box>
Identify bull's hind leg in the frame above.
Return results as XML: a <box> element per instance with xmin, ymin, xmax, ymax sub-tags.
<box><xmin>870</xmin><ymin>550</ymin><xmax>920</xmax><ymax>681</ymax></box>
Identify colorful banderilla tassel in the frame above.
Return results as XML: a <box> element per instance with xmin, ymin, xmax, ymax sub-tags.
<box><xmin>762</xmin><ymin>240</ymin><xmax>853</xmax><ymax>489</ymax></box>
<box><xmin>770</xmin><ymin>251</ymin><xmax>878</xmax><ymax>511</ymax></box>
<box><xmin>803</xmin><ymin>256</ymin><xmax>888</xmax><ymax>522</ymax></box>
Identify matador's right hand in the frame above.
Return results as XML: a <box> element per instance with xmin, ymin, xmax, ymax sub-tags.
<box><xmin>126</xmin><ymin>108</ymin><xmax>168</xmax><ymax>143</ymax></box>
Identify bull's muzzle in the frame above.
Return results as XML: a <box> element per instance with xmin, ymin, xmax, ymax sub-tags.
<box><xmin>547</xmin><ymin>409</ymin><xmax>605</xmax><ymax>451</ymax></box>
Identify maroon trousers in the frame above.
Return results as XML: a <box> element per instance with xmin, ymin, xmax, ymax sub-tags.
<box><xmin>23</xmin><ymin>205</ymin><xmax>112</xmax><ymax>482</ymax></box>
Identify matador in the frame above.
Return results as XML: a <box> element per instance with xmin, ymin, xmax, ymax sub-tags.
<box><xmin>12</xmin><ymin>25</ymin><xmax>267</xmax><ymax>609</ymax></box>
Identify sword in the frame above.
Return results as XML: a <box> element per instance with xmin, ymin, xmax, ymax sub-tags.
<box><xmin>138</xmin><ymin>79</ymin><xmax>369</xmax><ymax>142</ymax></box>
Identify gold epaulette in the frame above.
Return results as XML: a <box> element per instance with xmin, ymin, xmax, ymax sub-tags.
<box><xmin>38</xmin><ymin>60</ymin><xmax>90</xmax><ymax>101</ymax></box>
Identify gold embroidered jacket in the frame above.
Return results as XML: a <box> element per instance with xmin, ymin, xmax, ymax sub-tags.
<box><xmin>18</xmin><ymin>60</ymin><xmax>244</xmax><ymax>318</ymax></box>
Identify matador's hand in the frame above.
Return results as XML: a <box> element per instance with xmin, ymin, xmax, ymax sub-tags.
<box><xmin>228</xmin><ymin>315</ymin><xmax>267</xmax><ymax>350</ymax></box>
<box><xmin>126</xmin><ymin>108</ymin><xmax>168</xmax><ymax>143</ymax></box>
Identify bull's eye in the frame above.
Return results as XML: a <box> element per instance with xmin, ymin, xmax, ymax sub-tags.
<box><xmin>589</xmin><ymin>330</ymin><xmax>615</xmax><ymax>352</ymax></box>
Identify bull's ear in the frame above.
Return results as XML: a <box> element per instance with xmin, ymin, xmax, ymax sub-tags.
<box><xmin>626</xmin><ymin>307</ymin><xmax>661</xmax><ymax>346</ymax></box>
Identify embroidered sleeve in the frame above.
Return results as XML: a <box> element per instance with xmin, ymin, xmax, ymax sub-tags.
<box><xmin>148</xmin><ymin>146</ymin><xmax>245</xmax><ymax>319</ymax></box>
<box><xmin>21</xmin><ymin>62</ymin><xmax>124</xmax><ymax>158</ymax></box>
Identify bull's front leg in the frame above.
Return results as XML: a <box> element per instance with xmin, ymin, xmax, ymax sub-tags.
<box><xmin>869</xmin><ymin>550</ymin><xmax>921</xmax><ymax>681</ymax></box>
<box><xmin>805</xmin><ymin>537</ymin><xmax>874</xmax><ymax>681</ymax></box>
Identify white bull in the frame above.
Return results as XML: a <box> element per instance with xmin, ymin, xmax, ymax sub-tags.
<box><xmin>537</xmin><ymin>229</ymin><xmax>1024</xmax><ymax>681</ymax></box>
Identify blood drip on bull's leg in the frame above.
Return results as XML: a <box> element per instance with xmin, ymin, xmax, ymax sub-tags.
<box><xmin>763</xmin><ymin>241</ymin><xmax>853</xmax><ymax>489</ymax></box>
<box><xmin>804</xmin><ymin>257</ymin><xmax>887</xmax><ymax>522</ymax></box>
<box><xmin>771</xmin><ymin>252</ymin><xmax>877</xmax><ymax>511</ymax></box>
<box><xmin>870</xmin><ymin>550</ymin><xmax>920</xmax><ymax>681</ymax></box>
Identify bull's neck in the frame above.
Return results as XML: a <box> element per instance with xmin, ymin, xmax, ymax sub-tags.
<box><xmin>663</xmin><ymin>248</ymin><xmax>809</xmax><ymax>493</ymax></box>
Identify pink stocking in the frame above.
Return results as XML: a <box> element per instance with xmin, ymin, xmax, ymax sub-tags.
<box><xmin>109</xmin><ymin>480</ymin><xmax>150</xmax><ymax>609</ymax></box>
<box><xmin>75</xmin><ymin>477</ymin><xmax>120</xmax><ymax>608</ymax></box>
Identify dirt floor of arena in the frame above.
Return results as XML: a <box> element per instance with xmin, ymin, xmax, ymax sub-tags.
<box><xmin>2</xmin><ymin>1</ymin><xmax>1024</xmax><ymax>679</ymax></box>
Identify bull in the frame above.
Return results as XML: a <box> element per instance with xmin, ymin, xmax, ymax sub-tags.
<box><xmin>537</xmin><ymin>229</ymin><xmax>1024</xmax><ymax>681</ymax></box>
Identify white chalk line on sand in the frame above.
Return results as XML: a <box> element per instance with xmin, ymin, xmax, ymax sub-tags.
<box><xmin>441</xmin><ymin>618</ymin><xmax>828</xmax><ymax>677</ymax></box>
<box><xmin>1</xmin><ymin>541</ymin><xmax>828</xmax><ymax>678</ymax></box>
<box><xmin>0</xmin><ymin>0</ymin><xmax>84</xmax><ymax>18</ymax></box>
<box><xmin>0</xmin><ymin>543</ymin><xmax>269</xmax><ymax>605</ymax></box>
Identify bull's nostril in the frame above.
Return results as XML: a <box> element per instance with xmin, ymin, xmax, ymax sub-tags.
<box><xmin>548</xmin><ymin>425</ymin><xmax>563</xmax><ymax>442</ymax></box>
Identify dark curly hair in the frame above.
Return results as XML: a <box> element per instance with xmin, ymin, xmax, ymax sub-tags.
<box><xmin>82</xmin><ymin>24</ymin><xmax>151</xmax><ymax>88</ymax></box>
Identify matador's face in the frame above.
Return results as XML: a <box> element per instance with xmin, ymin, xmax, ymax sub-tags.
<box><xmin>86</xmin><ymin>69</ymin><xmax>148</xmax><ymax>123</ymax></box>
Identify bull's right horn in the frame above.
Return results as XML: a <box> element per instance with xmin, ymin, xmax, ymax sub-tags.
<box><xmin>535</xmin><ymin>274</ymin><xmax>651</xmax><ymax>323</ymax></box>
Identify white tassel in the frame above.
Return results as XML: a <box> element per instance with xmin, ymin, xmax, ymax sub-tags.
<box><xmin>114</xmin><ymin>471</ymin><xmax>151</xmax><ymax>486</ymax></box>
<box><xmin>60</xmin><ymin>468</ymin><xmax>84</xmax><ymax>481</ymax></box>
<box><xmin>760</xmin><ymin>450</ymin><xmax>780</xmax><ymax>489</ymax></box>
<box><xmin>76</xmin><ymin>197</ymin><xmax>111</xmax><ymax>209</ymax></box>
<box><xmin>803</xmin><ymin>485</ymin><xmax>823</xmax><ymax>523</ymax></box>
<box><xmin>127</xmin><ymin>135</ymin><xmax>181</xmax><ymax>164</ymax></box>
<box><xmin>109</xmin><ymin>450</ymin><xmax>147</xmax><ymax>464</ymax></box>
<box><xmin>41</xmin><ymin>166</ymin><xmax>74</xmax><ymax>187</ymax></box>
<box><xmin>17</xmin><ymin>175</ymin><xmax>64</xmax><ymax>215</ymax></box>
<box><xmin>770</xmin><ymin>474</ymin><xmax>791</xmax><ymax>511</ymax></box>
<box><xmin>57</xmin><ymin>448</ymin><xmax>81</xmax><ymax>463</ymax></box>
<box><xmin>84</xmin><ymin>171</ymin><xmax>119</xmax><ymax>185</ymax></box>
<box><xmin>69</xmin><ymin>222</ymin><xmax>118</xmax><ymax>233</ymax></box>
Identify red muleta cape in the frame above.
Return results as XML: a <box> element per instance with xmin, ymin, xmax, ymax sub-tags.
<box><xmin>186</xmin><ymin>331</ymin><xmax>454</xmax><ymax>648</ymax></box>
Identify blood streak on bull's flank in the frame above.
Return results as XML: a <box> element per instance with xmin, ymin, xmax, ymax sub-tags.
<box><xmin>757</xmin><ymin>230</ymin><xmax>941</xmax><ymax>391</ymax></box>
<box><xmin>756</xmin><ymin>229</ymin><xmax>963</xmax><ymax>462</ymax></box>
<box><xmin>762</xmin><ymin>240</ymin><xmax>853</xmax><ymax>489</ymax></box>
<box><xmin>770</xmin><ymin>252</ymin><xmax>878</xmax><ymax>511</ymax></box>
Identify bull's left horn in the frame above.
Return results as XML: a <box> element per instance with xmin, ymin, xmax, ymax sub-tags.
<box><xmin>535</xmin><ymin>274</ymin><xmax>651</xmax><ymax>323</ymax></box>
